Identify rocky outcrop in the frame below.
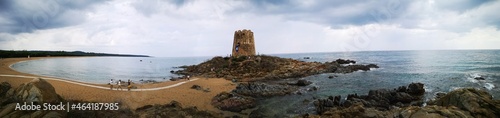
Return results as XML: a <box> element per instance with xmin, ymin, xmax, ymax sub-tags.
<box><xmin>135</xmin><ymin>101</ymin><xmax>220</xmax><ymax>118</ymax></box>
<box><xmin>213</xmin><ymin>82</ymin><xmax>301</xmax><ymax>112</ymax></box>
<box><xmin>211</xmin><ymin>92</ymin><xmax>256</xmax><ymax>112</ymax></box>
<box><xmin>308</xmin><ymin>104</ymin><xmax>473</xmax><ymax>118</ymax></box>
<box><xmin>232</xmin><ymin>82</ymin><xmax>298</xmax><ymax>97</ymax></box>
<box><xmin>175</xmin><ymin>55</ymin><xmax>379</xmax><ymax>82</ymax></box>
<box><xmin>311</xmin><ymin>86</ymin><xmax>500</xmax><ymax>118</ymax></box>
<box><xmin>0</xmin><ymin>78</ymin><xmax>66</xmax><ymax>118</ymax></box>
<box><xmin>314</xmin><ymin>83</ymin><xmax>425</xmax><ymax>114</ymax></box>
<box><xmin>428</xmin><ymin>88</ymin><xmax>500</xmax><ymax>117</ymax></box>
<box><xmin>335</xmin><ymin>59</ymin><xmax>356</xmax><ymax>64</ymax></box>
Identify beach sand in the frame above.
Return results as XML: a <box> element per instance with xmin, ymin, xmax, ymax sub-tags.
<box><xmin>0</xmin><ymin>57</ymin><xmax>236</xmax><ymax>112</ymax></box>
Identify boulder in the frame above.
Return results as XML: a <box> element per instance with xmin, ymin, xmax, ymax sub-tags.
<box><xmin>211</xmin><ymin>92</ymin><xmax>255</xmax><ymax>112</ymax></box>
<box><xmin>407</xmin><ymin>83</ymin><xmax>425</xmax><ymax>95</ymax></box>
<box><xmin>335</xmin><ymin>59</ymin><xmax>356</xmax><ymax>64</ymax></box>
<box><xmin>13</xmin><ymin>78</ymin><xmax>63</xmax><ymax>104</ymax></box>
<box><xmin>191</xmin><ymin>85</ymin><xmax>202</xmax><ymax>90</ymax></box>
<box><xmin>296</xmin><ymin>80</ymin><xmax>312</xmax><ymax>86</ymax></box>
<box><xmin>474</xmin><ymin>77</ymin><xmax>485</xmax><ymax>80</ymax></box>
<box><xmin>0</xmin><ymin>78</ymin><xmax>66</xmax><ymax>118</ymax></box>
<box><xmin>428</xmin><ymin>88</ymin><xmax>500</xmax><ymax>117</ymax></box>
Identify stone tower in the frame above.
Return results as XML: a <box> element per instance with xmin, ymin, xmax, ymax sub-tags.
<box><xmin>232</xmin><ymin>29</ymin><xmax>256</xmax><ymax>57</ymax></box>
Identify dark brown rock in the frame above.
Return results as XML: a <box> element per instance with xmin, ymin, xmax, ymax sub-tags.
<box><xmin>191</xmin><ymin>85</ymin><xmax>202</xmax><ymax>90</ymax></box>
<box><xmin>335</xmin><ymin>59</ymin><xmax>356</xmax><ymax>64</ymax></box>
<box><xmin>474</xmin><ymin>77</ymin><xmax>485</xmax><ymax>80</ymax></box>
<box><xmin>211</xmin><ymin>92</ymin><xmax>255</xmax><ymax>112</ymax></box>
<box><xmin>296</xmin><ymin>80</ymin><xmax>312</xmax><ymax>86</ymax></box>
<box><xmin>407</xmin><ymin>82</ymin><xmax>425</xmax><ymax>95</ymax></box>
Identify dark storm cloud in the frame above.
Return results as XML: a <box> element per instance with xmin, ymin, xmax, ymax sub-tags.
<box><xmin>238</xmin><ymin>0</ymin><xmax>413</xmax><ymax>27</ymax></box>
<box><xmin>0</xmin><ymin>0</ymin><xmax>107</xmax><ymax>34</ymax></box>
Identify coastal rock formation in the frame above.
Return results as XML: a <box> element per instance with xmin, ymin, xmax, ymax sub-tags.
<box><xmin>310</xmin><ymin>85</ymin><xmax>500</xmax><ymax>118</ymax></box>
<box><xmin>335</xmin><ymin>59</ymin><xmax>356</xmax><ymax>64</ymax></box>
<box><xmin>175</xmin><ymin>55</ymin><xmax>379</xmax><ymax>82</ymax></box>
<box><xmin>311</xmin><ymin>104</ymin><xmax>472</xmax><ymax>118</ymax></box>
<box><xmin>0</xmin><ymin>78</ymin><xmax>66</xmax><ymax>118</ymax></box>
<box><xmin>232</xmin><ymin>82</ymin><xmax>298</xmax><ymax>97</ymax></box>
<box><xmin>232</xmin><ymin>29</ymin><xmax>256</xmax><ymax>57</ymax></box>
<box><xmin>314</xmin><ymin>83</ymin><xmax>425</xmax><ymax>114</ymax></box>
<box><xmin>211</xmin><ymin>92</ymin><xmax>256</xmax><ymax>112</ymax></box>
<box><xmin>135</xmin><ymin>101</ymin><xmax>220</xmax><ymax>118</ymax></box>
<box><xmin>428</xmin><ymin>88</ymin><xmax>500</xmax><ymax>117</ymax></box>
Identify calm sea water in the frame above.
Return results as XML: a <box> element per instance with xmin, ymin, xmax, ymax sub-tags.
<box><xmin>11</xmin><ymin>50</ymin><xmax>500</xmax><ymax>116</ymax></box>
<box><xmin>11</xmin><ymin>56</ymin><xmax>210</xmax><ymax>84</ymax></box>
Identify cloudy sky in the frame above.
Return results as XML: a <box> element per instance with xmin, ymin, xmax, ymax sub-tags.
<box><xmin>0</xmin><ymin>0</ymin><xmax>499</xmax><ymax>57</ymax></box>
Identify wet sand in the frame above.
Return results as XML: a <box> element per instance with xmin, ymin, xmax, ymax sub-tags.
<box><xmin>0</xmin><ymin>57</ymin><xmax>236</xmax><ymax>112</ymax></box>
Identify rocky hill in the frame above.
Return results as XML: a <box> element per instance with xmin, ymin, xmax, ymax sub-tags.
<box><xmin>175</xmin><ymin>55</ymin><xmax>379</xmax><ymax>82</ymax></box>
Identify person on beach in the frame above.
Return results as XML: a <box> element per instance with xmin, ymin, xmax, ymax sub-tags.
<box><xmin>117</xmin><ymin>80</ymin><xmax>123</xmax><ymax>90</ymax></box>
<box><xmin>127</xmin><ymin>79</ymin><xmax>132</xmax><ymax>91</ymax></box>
<box><xmin>187</xmin><ymin>75</ymin><xmax>190</xmax><ymax>80</ymax></box>
<box><xmin>109</xmin><ymin>79</ymin><xmax>114</xmax><ymax>90</ymax></box>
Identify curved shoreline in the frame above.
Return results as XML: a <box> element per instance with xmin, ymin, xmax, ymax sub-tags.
<box><xmin>0</xmin><ymin>57</ymin><xmax>236</xmax><ymax>112</ymax></box>
<box><xmin>0</xmin><ymin>74</ymin><xmax>199</xmax><ymax>91</ymax></box>
<box><xmin>5</xmin><ymin>57</ymin><xmax>197</xmax><ymax>89</ymax></box>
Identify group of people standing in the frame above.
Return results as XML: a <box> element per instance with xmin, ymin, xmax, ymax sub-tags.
<box><xmin>109</xmin><ymin>79</ymin><xmax>132</xmax><ymax>91</ymax></box>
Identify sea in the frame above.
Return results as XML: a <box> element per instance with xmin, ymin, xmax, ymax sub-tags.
<box><xmin>10</xmin><ymin>50</ymin><xmax>500</xmax><ymax>116</ymax></box>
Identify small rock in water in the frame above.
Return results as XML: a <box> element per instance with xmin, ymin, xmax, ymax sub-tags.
<box><xmin>474</xmin><ymin>77</ymin><xmax>485</xmax><ymax>80</ymax></box>
<box><xmin>296</xmin><ymin>80</ymin><xmax>312</xmax><ymax>86</ymax></box>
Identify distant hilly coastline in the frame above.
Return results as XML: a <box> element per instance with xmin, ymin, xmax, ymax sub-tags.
<box><xmin>0</xmin><ymin>50</ymin><xmax>150</xmax><ymax>58</ymax></box>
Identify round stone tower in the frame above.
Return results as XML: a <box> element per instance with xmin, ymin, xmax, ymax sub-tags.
<box><xmin>232</xmin><ymin>29</ymin><xmax>256</xmax><ymax>57</ymax></box>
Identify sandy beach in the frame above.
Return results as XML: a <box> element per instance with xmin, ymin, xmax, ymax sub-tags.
<box><xmin>0</xmin><ymin>57</ymin><xmax>236</xmax><ymax>112</ymax></box>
